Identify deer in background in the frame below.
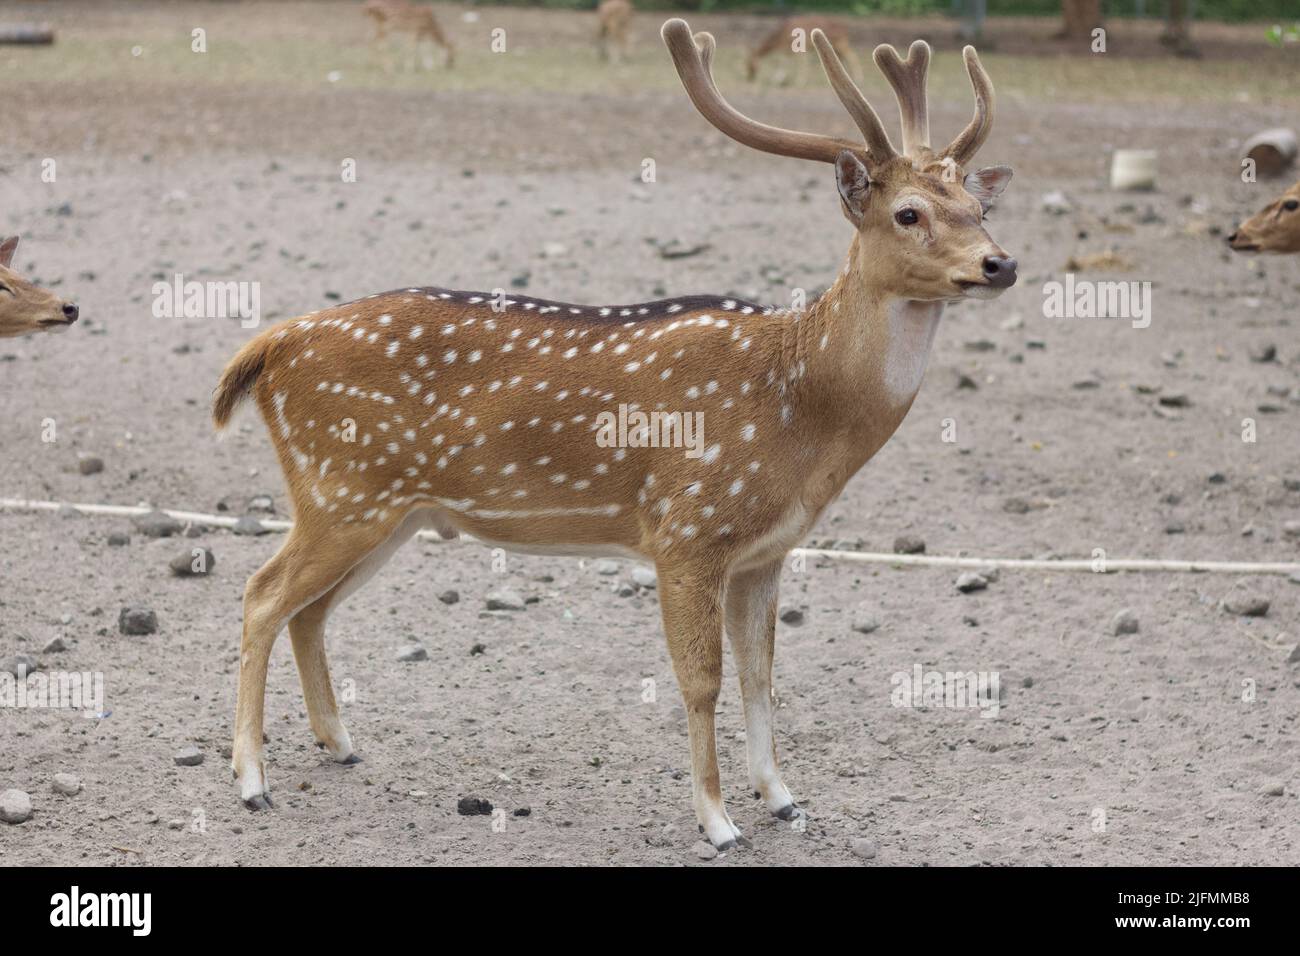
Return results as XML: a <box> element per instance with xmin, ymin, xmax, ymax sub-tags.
<box><xmin>1228</xmin><ymin>181</ymin><xmax>1300</xmax><ymax>253</ymax></box>
<box><xmin>211</xmin><ymin>18</ymin><xmax>1014</xmax><ymax>849</ymax></box>
<box><xmin>597</xmin><ymin>0</ymin><xmax>633</xmax><ymax>64</ymax></box>
<box><xmin>363</xmin><ymin>0</ymin><xmax>454</xmax><ymax>70</ymax></box>
<box><xmin>748</xmin><ymin>15</ymin><xmax>860</xmax><ymax>84</ymax></box>
<box><xmin>0</xmin><ymin>236</ymin><xmax>79</xmax><ymax>338</ymax></box>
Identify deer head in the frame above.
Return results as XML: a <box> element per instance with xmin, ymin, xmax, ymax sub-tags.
<box><xmin>0</xmin><ymin>237</ymin><xmax>80</xmax><ymax>339</ymax></box>
<box><xmin>1227</xmin><ymin>181</ymin><xmax>1300</xmax><ymax>254</ymax></box>
<box><xmin>662</xmin><ymin>19</ymin><xmax>1015</xmax><ymax>302</ymax></box>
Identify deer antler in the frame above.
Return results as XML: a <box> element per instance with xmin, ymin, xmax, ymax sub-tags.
<box><xmin>939</xmin><ymin>46</ymin><xmax>995</xmax><ymax>167</ymax></box>
<box><xmin>873</xmin><ymin>40</ymin><xmax>931</xmax><ymax>157</ymax></box>
<box><xmin>661</xmin><ymin>18</ymin><xmax>896</xmax><ymax>165</ymax></box>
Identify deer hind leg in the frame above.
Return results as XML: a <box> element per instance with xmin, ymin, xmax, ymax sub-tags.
<box><xmin>232</xmin><ymin>513</ymin><xmax>408</xmax><ymax>810</ymax></box>
<box><xmin>725</xmin><ymin>559</ymin><xmax>800</xmax><ymax>820</ymax></box>
<box><xmin>657</xmin><ymin>560</ymin><xmax>740</xmax><ymax>849</ymax></box>
<box><xmin>286</xmin><ymin>508</ymin><xmax>428</xmax><ymax>765</ymax></box>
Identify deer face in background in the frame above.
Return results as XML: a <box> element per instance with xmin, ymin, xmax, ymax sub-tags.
<box><xmin>838</xmin><ymin>153</ymin><xmax>1015</xmax><ymax>301</ymax></box>
<box><xmin>1227</xmin><ymin>182</ymin><xmax>1300</xmax><ymax>253</ymax></box>
<box><xmin>0</xmin><ymin>237</ymin><xmax>79</xmax><ymax>338</ymax></box>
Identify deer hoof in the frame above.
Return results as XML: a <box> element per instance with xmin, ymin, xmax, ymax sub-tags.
<box><xmin>243</xmin><ymin>793</ymin><xmax>274</xmax><ymax>812</ymax></box>
<box><xmin>339</xmin><ymin>753</ymin><xmax>363</xmax><ymax>766</ymax></box>
<box><xmin>775</xmin><ymin>803</ymin><xmax>805</xmax><ymax>821</ymax></box>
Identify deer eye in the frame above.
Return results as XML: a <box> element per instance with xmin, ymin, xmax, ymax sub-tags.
<box><xmin>895</xmin><ymin>208</ymin><xmax>919</xmax><ymax>226</ymax></box>
<box><xmin>1284</xmin><ymin>199</ymin><xmax>1299</xmax><ymax>211</ymax></box>
<box><xmin>0</xmin><ymin>283</ymin><xmax>11</xmax><ymax>295</ymax></box>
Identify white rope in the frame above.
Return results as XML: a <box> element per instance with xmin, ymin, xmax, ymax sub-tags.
<box><xmin>3</xmin><ymin>497</ymin><xmax>1299</xmax><ymax>576</ymax></box>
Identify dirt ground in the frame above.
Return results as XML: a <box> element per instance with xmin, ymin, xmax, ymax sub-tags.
<box><xmin>1</xmin><ymin>1</ymin><xmax>1298</xmax><ymax>866</ymax></box>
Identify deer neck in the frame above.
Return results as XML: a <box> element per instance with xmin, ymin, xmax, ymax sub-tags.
<box><xmin>783</xmin><ymin>234</ymin><xmax>943</xmax><ymax>469</ymax></box>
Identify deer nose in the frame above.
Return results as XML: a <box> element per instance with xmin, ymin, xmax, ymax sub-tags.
<box><xmin>1225</xmin><ymin>232</ymin><xmax>1238</xmax><ymax>245</ymax></box>
<box><xmin>62</xmin><ymin>302</ymin><xmax>79</xmax><ymax>322</ymax></box>
<box><xmin>982</xmin><ymin>255</ymin><xmax>1017</xmax><ymax>289</ymax></box>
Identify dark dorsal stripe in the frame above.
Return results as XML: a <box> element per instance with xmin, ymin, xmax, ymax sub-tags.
<box><xmin>361</xmin><ymin>287</ymin><xmax>773</xmax><ymax>324</ymax></box>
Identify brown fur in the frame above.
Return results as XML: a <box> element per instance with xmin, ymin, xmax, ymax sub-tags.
<box><xmin>597</xmin><ymin>0</ymin><xmax>633</xmax><ymax>63</ymax></box>
<box><xmin>212</xmin><ymin>20</ymin><xmax>1015</xmax><ymax>846</ymax></box>
<box><xmin>0</xmin><ymin>236</ymin><xmax>79</xmax><ymax>339</ymax></box>
<box><xmin>364</xmin><ymin>0</ymin><xmax>454</xmax><ymax>69</ymax></box>
<box><xmin>1228</xmin><ymin>181</ymin><xmax>1300</xmax><ymax>254</ymax></box>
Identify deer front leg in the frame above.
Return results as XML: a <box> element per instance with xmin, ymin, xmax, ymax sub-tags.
<box><xmin>725</xmin><ymin>559</ymin><xmax>800</xmax><ymax>820</ymax></box>
<box><xmin>657</xmin><ymin>560</ymin><xmax>740</xmax><ymax>849</ymax></box>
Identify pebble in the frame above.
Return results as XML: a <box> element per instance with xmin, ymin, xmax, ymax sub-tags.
<box><xmin>169</xmin><ymin>547</ymin><xmax>216</xmax><ymax>577</ymax></box>
<box><xmin>693</xmin><ymin>841</ymin><xmax>718</xmax><ymax>860</ymax></box>
<box><xmin>594</xmin><ymin>559</ymin><xmax>620</xmax><ymax>576</ymax></box>
<box><xmin>3</xmin><ymin>653</ymin><xmax>39</xmax><ymax>676</ymax></box>
<box><xmin>77</xmin><ymin>455</ymin><xmax>104</xmax><ymax>475</ymax></box>
<box><xmin>437</xmin><ymin>589</ymin><xmax>460</xmax><ymax>605</ymax></box>
<box><xmin>0</xmin><ymin>789</ymin><xmax>32</xmax><ymax>824</ymax></box>
<box><xmin>245</xmin><ymin>494</ymin><xmax>276</xmax><ymax>514</ymax></box>
<box><xmin>52</xmin><ymin>773</ymin><xmax>82</xmax><ymax>796</ymax></box>
<box><xmin>1222</xmin><ymin>595</ymin><xmax>1269</xmax><ymax>617</ymax></box>
<box><xmin>893</xmin><ymin>535</ymin><xmax>926</xmax><ymax>555</ymax></box>
<box><xmin>132</xmin><ymin>510</ymin><xmax>182</xmax><ymax>538</ymax></box>
<box><xmin>955</xmin><ymin>572</ymin><xmax>988</xmax><ymax>593</ymax></box>
<box><xmin>396</xmin><ymin>644</ymin><xmax>428</xmax><ymax>662</ymax></box>
<box><xmin>1040</xmin><ymin>190</ymin><xmax>1072</xmax><ymax>215</ymax></box>
<box><xmin>106</xmin><ymin>532</ymin><xmax>131</xmax><ymax>547</ymax></box>
<box><xmin>119</xmin><ymin>606</ymin><xmax>158</xmax><ymax>635</ymax></box>
<box><xmin>631</xmin><ymin>566</ymin><xmax>657</xmax><ymax>589</ymax></box>
<box><xmin>456</xmin><ymin>796</ymin><xmax>493</xmax><ymax>816</ymax></box>
<box><xmin>778</xmin><ymin>605</ymin><xmax>804</xmax><ymax>625</ymax></box>
<box><xmin>173</xmin><ymin>746</ymin><xmax>204</xmax><ymax>767</ymax></box>
<box><xmin>1112</xmin><ymin>608</ymin><xmax>1140</xmax><ymax>635</ymax></box>
<box><xmin>42</xmin><ymin>636</ymin><xmax>68</xmax><ymax>654</ymax></box>
<box><xmin>485</xmin><ymin>589</ymin><xmax>526</xmax><ymax>611</ymax></box>
<box><xmin>1259</xmin><ymin>781</ymin><xmax>1285</xmax><ymax>797</ymax></box>
<box><xmin>851</xmin><ymin>838</ymin><xmax>878</xmax><ymax>860</ymax></box>
<box><xmin>850</xmin><ymin>602</ymin><xmax>881</xmax><ymax>634</ymax></box>
<box><xmin>616</xmin><ymin>582</ymin><xmax>635</xmax><ymax>598</ymax></box>
<box><xmin>231</xmin><ymin>515</ymin><xmax>269</xmax><ymax>536</ymax></box>
<box><xmin>1283</xmin><ymin>521</ymin><xmax>1300</xmax><ymax>539</ymax></box>
<box><xmin>1248</xmin><ymin>343</ymin><xmax>1277</xmax><ymax>363</ymax></box>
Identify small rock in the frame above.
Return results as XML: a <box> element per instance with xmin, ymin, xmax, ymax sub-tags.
<box><xmin>396</xmin><ymin>644</ymin><xmax>428</xmax><ymax>662</ymax></box>
<box><xmin>778</xmin><ymin>605</ymin><xmax>804</xmax><ymax>626</ymax></box>
<box><xmin>77</xmin><ymin>455</ymin><xmax>104</xmax><ymax>476</ymax></box>
<box><xmin>1112</xmin><ymin>608</ymin><xmax>1140</xmax><ymax>635</ymax></box>
<box><xmin>106</xmin><ymin>532</ymin><xmax>131</xmax><ymax>547</ymax></box>
<box><xmin>0</xmin><ymin>789</ymin><xmax>32</xmax><ymax>824</ymax></box>
<box><xmin>1259</xmin><ymin>781</ymin><xmax>1285</xmax><ymax>797</ymax></box>
<box><xmin>231</xmin><ymin>515</ymin><xmax>269</xmax><ymax>536</ymax></box>
<box><xmin>1040</xmin><ymin>190</ymin><xmax>1072</xmax><ymax>215</ymax></box>
<box><xmin>169</xmin><ymin>547</ymin><xmax>215</xmax><ymax>577</ymax></box>
<box><xmin>132</xmin><ymin>510</ymin><xmax>182</xmax><ymax>538</ymax></box>
<box><xmin>693</xmin><ymin>841</ymin><xmax>718</xmax><ymax>860</ymax></box>
<box><xmin>631</xmin><ymin>566</ymin><xmax>657</xmax><ymax>589</ymax></box>
<box><xmin>437</xmin><ymin>589</ymin><xmax>460</xmax><ymax>605</ymax></box>
<box><xmin>118</xmin><ymin>606</ymin><xmax>158</xmax><ymax>635</ymax></box>
<box><xmin>850</xmin><ymin>602</ymin><xmax>881</xmax><ymax>634</ymax></box>
<box><xmin>173</xmin><ymin>746</ymin><xmax>204</xmax><ymax>767</ymax></box>
<box><xmin>851</xmin><ymin>838</ymin><xmax>878</xmax><ymax>860</ymax></box>
<box><xmin>955</xmin><ymin>572</ymin><xmax>988</xmax><ymax>593</ymax></box>
<box><xmin>593</xmin><ymin>559</ymin><xmax>620</xmax><ymax>576</ymax></box>
<box><xmin>485</xmin><ymin>589</ymin><xmax>525</xmax><ymax>612</ymax></box>
<box><xmin>456</xmin><ymin>796</ymin><xmax>493</xmax><ymax>816</ymax></box>
<box><xmin>513</xmin><ymin>806</ymin><xmax>531</xmax><ymax>817</ymax></box>
<box><xmin>52</xmin><ymin>773</ymin><xmax>82</xmax><ymax>796</ymax></box>
<box><xmin>893</xmin><ymin>535</ymin><xmax>926</xmax><ymax>555</ymax></box>
<box><xmin>245</xmin><ymin>494</ymin><xmax>276</xmax><ymax>514</ymax></box>
<box><xmin>1158</xmin><ymin>393</ymin><xmax>1190</xmax><ymax>408</ymax></box>
<box><xmin>42</xmin><ymin>636</ymin><xmax>68</xmax><ymax>654</ymax></box>
<box><xmin>1002</xmin><ymin>497</ymin><xmax>1031</xmax><ymax>515</ymax></box>
<box><xmin>1283</xmin><ymin>520</ymin><xmax>1300</xmax><ymax>539</ymax></box>
<box><xmin>1222</xmin><ymin>595</ymin><xmax>1269</xmax><ymax>617</ymax></box>
<box><xmin>615</xmin><ymin>582</ymin><xmax>635</xmax><ymax>598</ymax></box>
<box><xmin>469</xmin><ymin>643</ymin><xmax>486</xmax><ymax>656</ymax></box>
<box><xmin>2</xmin><ymin>653</ymin><xmax>39</xmax><ymax>676</ymax></box>
<box><xmin>1248</xmin><ymin>343</ymin><xmax>1277</xmax><ymax>363</ymax></box>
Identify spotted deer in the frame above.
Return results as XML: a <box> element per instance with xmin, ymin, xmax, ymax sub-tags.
<box><xmin>0</xmin><ymin>237</ymin><xmax>79</xmax><ymax>339</ymax></box>
<box><xmin>597</xmin><ymin>0</ymin><xmax>633</xmax><ymax>64</ymax></box>
<box><xmin>1228</xmin><ymin>181</ymin><xmax>1300</xmax><ymax>253</ymax></box>
<box><xmin>747</xmin><ymin>15</ymin><xmax>860</xmax><ymax>83</ymax></box>
<box><xmin>363</xmin><ymin>0</ymin><xmax>454</xmax><ymax>70</ymax></box>
<box><xmin>211</xmin><ymin>18</ymin><xmax>1015</xmax><ymax>848</ymax></box>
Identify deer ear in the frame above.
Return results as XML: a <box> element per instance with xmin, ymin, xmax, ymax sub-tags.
<box><xmin>0</xmin><ymin>236</ymin><xmax>18</xmax><ymax>269</ymax></box>
<box><xmin>963</xmin><ymin>165</ymin><xmax>1013</xmax><ymax>213</ymax></box>
<box><xmin>835</xmin><ymin>151</ymin><xmax>871</xmax><ymax>228</ymax></box>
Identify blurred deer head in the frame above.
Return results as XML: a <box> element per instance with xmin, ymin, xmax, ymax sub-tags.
<box><xmin>0</xmin><ymin>237</ymin><xmax>79</xmax><ymax>338</ymax></box>
<box><xmin>1228</xmin><ymin>181</ymin><xmax>1300</xmax><ymax>254</ymax></box>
